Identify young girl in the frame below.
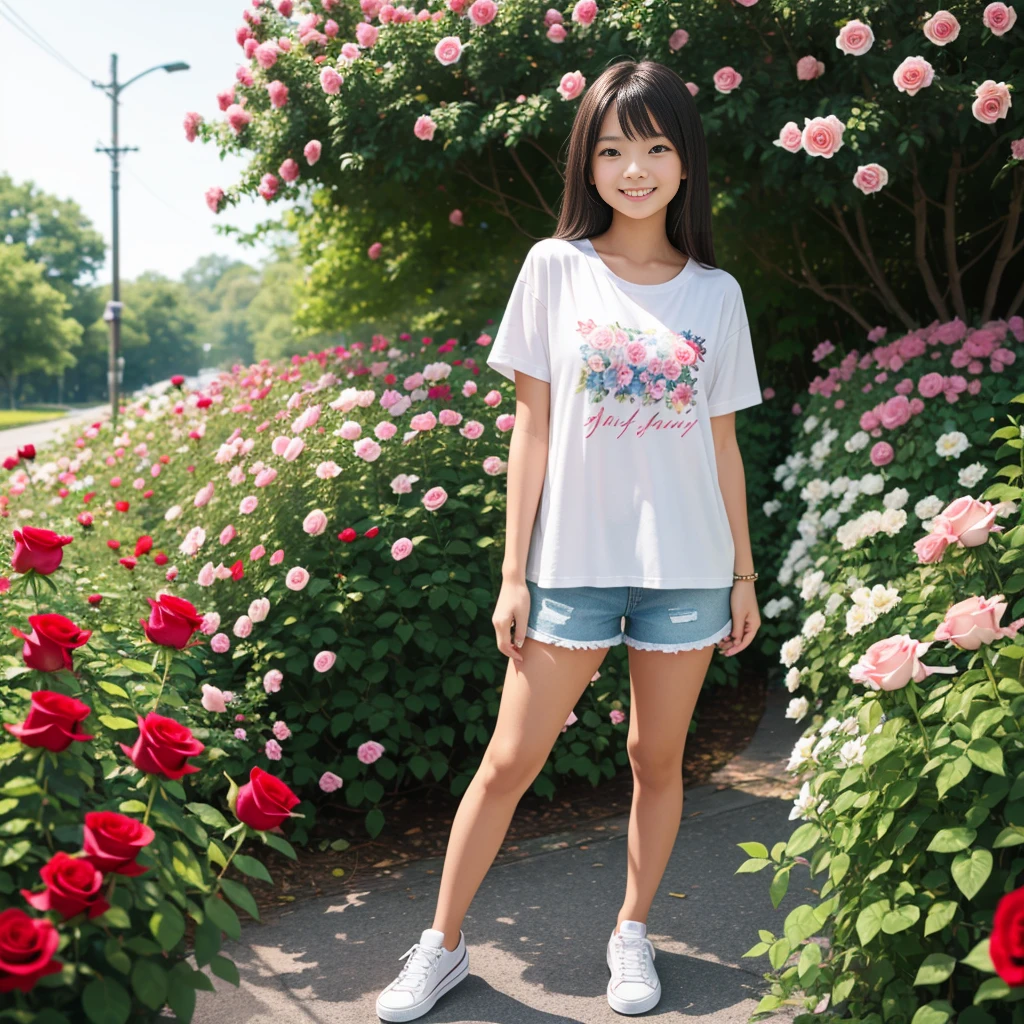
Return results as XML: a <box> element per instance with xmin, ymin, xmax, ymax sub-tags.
<box><xmin>376</xmin><ymin>57</ymin><xmax>762</xmax><ymax>1021</ymax></box>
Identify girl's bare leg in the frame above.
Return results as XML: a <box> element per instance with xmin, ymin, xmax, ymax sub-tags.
<box><xmin>431</xmin><ymin>638</ymin><xmax>609</xmax><ymax>950</ymax></box>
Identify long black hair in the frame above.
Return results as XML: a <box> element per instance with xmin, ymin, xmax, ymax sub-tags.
<box><xmin>552</xmin><ymin>58</ymin><xmax>716</xmax><ymax>270</ymax></box>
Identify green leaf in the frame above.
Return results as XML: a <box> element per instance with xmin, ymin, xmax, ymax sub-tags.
<box><xmin>910</xmin><ymin>1001</ymin><xmax>954</xmax><ymax>1024</ymax></box>
<box><xmin>829</xmin><ymin>852</ymin><xmax>850</xmax><ymax>885</ymax></box>
<box><xmin>961</xmin><ymin>938</ymin><xmax>996</xmax><ymax>973</ymax></box>
<box><xmin>205</xmin><ymin>895</ymin><xmax>242</xmax><ymax>940</ymax></box>
<box><xmin>98</xmin><ymin>681</ymin><xmax>130</xmax><ymax>699</ymax></box>
<box><xmin>366</xmin><ymin>807</ymin><xmax>385</xmax><ymax>838</ymax></box>
<box><xmin>99</xmin><ymin>715</ymin><xmax>139</xmax><ymax>731</ymax></box>
<box><xmin>937</xmin><ymin>756</ymin><xmax>972</xmax><ymax>797</ymax></box>
<box><xmin>737</xmin><ymin>841</ymin><xmax>768</xmax><ymax>859</ymax></box>
<box><xmin>951</xmin><ymin>848</ymin><xmax>993</xmax><ymax>900</ymax></box>
<box><xmin>785</xmin><ymin>822</ymin><xmax>820</xmax><ymax>857</ymax></box>
<box><xmin>967</xmin><ymin>738</ymin><xmax>1005</xmax><ymax>776</ymax></box>
<box><xmin>927</xmin><ymin>827</ymin><xmax>977</xmax><ymax>853</ymax></box>
<box><xmin>856</xmin><ymin>899</ymin><xmax>890</xmax><ymax>946</ymax></box>
<box><xmin>118</xmin><ymin>800</ymin><xmax>148</xmax><ymax>815</ymax></box>
<box><xmin>260</xmin><ymin>831</ymin><xmax>297</xmax><ymax>860</ymax></box>
<box><xmin>130</xmin><ymin>959</ymin><xmax>168</xmax><ymax>1011</ymax></box>
<box><xmin>82</xmin><ymin>978</ymin><xmax>131</xmax><ymax>1024</ymax></box>
<box><xmin>232</xmin><ymin>854</ymin><xmax>273</xmax><ymax>884</ymax></box>
<box><xmin>994</xmin><ymin>825</ymin><xmax>1024</xmax><ymax>848</ymax></box>
<box><xmin>98</xmin><ymin>905</ymin><xmax>131</xmax><ymax>929</ymax></box>
<box><xmin>882</xmin><ymin>904</ymin><xmax>921</xmax><ymax>934</ymax></box>
<box><xmin>210</xmin><ymin>954</ymin><xmax>241</xmax><ymax>987</ymax></box>
<box><xmin>736</xmin><ymin>858</ymin><xmax>771</xmax><ymax>873</ymax></box>
<box><xmin>914</xmin><ymin>953</ymin><xmax>957</xmax><ymax>985</ymax></box>
<box><xmin>974</xmin><ymin>976</ymin><xmax>1011</xmax><ymax>1003</ymax></box>
<box><xmin>122</xmin><ymin>658</ymin><xmax>156</xmax><ymax>674</ymax></box>
<box><xmin>150</xmin><ymin>900</ymin><xmax>185</xmax><ymax>952</ymax></box>
<box><xmin>924</xmin><ymin>900</ymin><xmax>958</xmax><ymax>936</ymax></box>
<box><xmin>220</xmin><ymin>878</ymin><xmax>261</xmax><ymax>922</ymax></box>
<box><xmin>769</xmin><ymin>867</ymin><xmax>790</xmax><ymax>908</ymax></box>
<box><xmin>186</xmin><ymin>802</ymin><xmax>231</xmax><ymax>830</ymax></box>
<box><xmin>783</xmin><ymin>904</ymin><xmax>820</xmax><ymax>946</ymax></box>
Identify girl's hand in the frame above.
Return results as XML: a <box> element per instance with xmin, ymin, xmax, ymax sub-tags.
<box><xmin>492</xmin><ymin>578</ymin><xmax>530</xmax><ymax>666</ymax></box>
<box><xmin>717</xmin><ymin>584</ymin><xmax>761</xmax><ymax>657</ymax></box>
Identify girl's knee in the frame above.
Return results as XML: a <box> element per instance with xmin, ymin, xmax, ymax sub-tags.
<box><xmin>478</xmin><ymin>745</ymin><xmax>542</xmax><ymax>795</ymax></box>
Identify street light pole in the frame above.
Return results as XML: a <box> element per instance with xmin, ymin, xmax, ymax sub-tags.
<box><xmin>93</xmin><ymin>54</ymin><xmax>189</xmax><ymax>430</ymax></box>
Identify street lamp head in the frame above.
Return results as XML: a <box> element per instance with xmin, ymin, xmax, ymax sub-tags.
<box><xmin>163</xmin><ymin>62</ymin><xmax>190</xmax><ymax>73</ymax></box>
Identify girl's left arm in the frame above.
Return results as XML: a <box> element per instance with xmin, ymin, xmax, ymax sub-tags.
<box><xmin>710</xmin><ymin>413</ymin><xmax>761</xmax><ymax>656</ymax></box>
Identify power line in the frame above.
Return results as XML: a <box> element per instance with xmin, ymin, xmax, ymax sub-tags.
<box><xmin>0</xmin><ymin>2</ymin><xmax>94</xmax><ymax>85</ymax></box>
<box><xmin>121</xmin><ymin>164</ymin><xmax>188</xmax><ymax>219</ymax></box>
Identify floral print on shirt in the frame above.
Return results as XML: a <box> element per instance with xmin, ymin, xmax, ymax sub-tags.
<box><xmin>574</xmin><ymin>320</ymin><xmax>707</xmax><ymax>413</ymax></box>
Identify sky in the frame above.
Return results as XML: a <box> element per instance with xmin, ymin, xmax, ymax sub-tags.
<box><xmin>0</xmin><ymin>0</ymin><xmax>275</xmax><ymax>286</ymax></box>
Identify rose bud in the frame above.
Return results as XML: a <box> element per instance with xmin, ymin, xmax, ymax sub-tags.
<box><xmin>197</xmin><ymin>396</ymin><xmax>213</xmax><ymax>409</ymax></box>
<box><xmin>159</xmin><ymin>455</ymin><xmax>170</xmax><ymax>464</ymax></box>
<box><xmin>153</xmin><ymin>551</ymin><xmax>168</xmax><ymax>566</ymax></box>
<box><xmin>115</xmin><ymin>501</ymin><xmax>130</xmax><ymax>513</ymax></box>
<box><xmin>87</xmin><ymin>594</ymin><xmax>103</xmax><ymax>605</ymax></box>
<box><xmin>83</xmin><ymin>491</ymin><xmax>96</xmax><ymax>504</ymax></box>
<box><xmin>338</xmin><ymin>527</ymin><xmax>357</xmax><ymax>542</ymax></box>
<box><xmin>119</xmin><ymin>557</ymin><xmax>137</xmax><ymax>571</ymax></box>
<box><xmin>233</xmin><ymin>765</ymin><xmax>301</xmax><ymax>832</ymax></box>
<box><xmin>57</xmin><ymin>488</ymin><xmax>69</xmax><ymax>499</ymax></box>
<box><xmin>17</xmin><ymin>444</ymin><xmax>36</xmax><ymax>461</ymax></box>
<box><xmin>364</xmin><ymin>526</ymin><xmax>379</xmax><ymax>538</ymax></box>
<box><xmin>134</xmin><ymin>535</ymin><xmax>153</xmax><ymax>557</ymax></box>
<box><xmin>20</xmin><ymin>851</ymin><xmax>109</xmax><ymax>921</ymax></box>
<box><xmin>107</xmin><ymin>539</ymin><xmax>120</xmax><ymax>550</ymax></box>
<box><xmin>0</xmin><ymin>908</ymin><xmax>62</xmax><ymax>992</ymax></box>
<box><xmin>119</xmin><ymin>712</ymin><xmax>205</xmax><ymax>780</ymax></box>
<box><xmin>143</xmin><ymin>489</ymin><xmax>154</xmax><ymax>499</ymax></box>
<box><xmin>140</xmin><ymin>593</ymin><xmax>204</xmax><ymax>649</ymax></box>
<box><xmin>11</xmin><ymin>526</ymin><xmax>74</xmax><ymax>575</ymax></box>
<box><xmin>3</xmin><ymin>690</ymin><xmax>93</xmax><ymax>751</ymax></box>
<box><xmin>2</xmin><ymin>456</ymin><xmax>18</xmax><ymax>471</ymax></box>
<box><xmin>11</xmin><ymin>614</ymin><xmax>93</xmax><ymax>673</ymax></box>
<box><xmin>230</xmin><ymin>559</ymin><xmax>245</xmax><ymax>581</ymax></box>
<box><xmin>171</xmin><ymin>375</ymin><xmax>186</xmax><ymax>387</ymax></box>
<box><xmin>81</xmin><ymin>811</ymin><xmax>155</xmax><ymax>877</ymax></box>
<box><xmin>77</xmin><ymin>512</ymin><xmax>93</xmax><ymax>527</ymax></box>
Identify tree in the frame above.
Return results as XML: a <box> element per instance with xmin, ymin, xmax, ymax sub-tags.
<box><xmin>0</xmin><ymin>244</ymin><xmax>83</xmax><ymax>408</ymax></box>
<box><xmin>183</xmin><ymin>256</ymin><xmax>262</xmax><ymax>366</ymax></box>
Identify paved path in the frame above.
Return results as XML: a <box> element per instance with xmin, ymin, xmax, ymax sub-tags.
<box><xmin>0</xmin><ymin>406</ymin><xmax>108</xmax><ymax>455</ymax></box>
<box><xmin>188</xmin><ymin>687</ymin><xmax>808</xmax><ymax>1023</ymax></box>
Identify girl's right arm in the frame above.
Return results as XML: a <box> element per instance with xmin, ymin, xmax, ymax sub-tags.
<box><xmin>492</xmin><ymin>371</ymin><xmax>550</xmax><ymax>665</ymax></box>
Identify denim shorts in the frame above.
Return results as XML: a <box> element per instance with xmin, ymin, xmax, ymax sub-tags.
<box><xmin>523</xmin><ymin>579</ymin><xmax>733</xmax><ymax>654</ymax></box>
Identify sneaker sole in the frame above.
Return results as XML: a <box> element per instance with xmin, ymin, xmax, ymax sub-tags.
<box><xmin>376</xmin><ymin>947</ymin><xmax>469</xmax><ymax>1022</ymax></box>
<box><xmin>606</xmin><ymin>944</ymin><xmax>662</xmax><ymax>1015</ymax></box>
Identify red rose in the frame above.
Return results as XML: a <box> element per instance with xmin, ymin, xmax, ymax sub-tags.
<box><xmin>143</xmin><ymin>489</ymin><xmax>154</xmax><ymax>499</ymax></box>
<box><xmin>235</xmin><ymin>766</ymin><xmax>301</xmax><ymax>832</ymax></box>
<box><xmin>0</xmin><ymin>908</ymin><xmax>62</xmax><ymax>993</ymax></box>
<box><xmin>11</xmin><ymin>614</ymin><xmax>93</xmax><ymax>673</ymax></box>
<box><xmin>119</xmin><ymin>557</ymin><xmax>137</xmax><ymax>571</ymax></box>
<box><xmin>230</xmin><ymin>559</ymin><xmax>244</xmax><ymax>581</ymax></box>
<box><xmin>87</xmin><ymin>594</ymin><xmax>103</xmax><ymax>605</ymax></box>
<box><xmin>81</xmin><ymin>811</ymin><xmax>155</xmax><ymax>877</ymax></box>
<box><xmin>2</xmin><ymin>456</ymin><xmax>17</xmax><ymax>471</ymax></box>
<box><xmin>159</xmin><ymin>455</ymin><xmax>170</xmax><ymax>464</ymax></box>
<box><xmin>21</xmin><ymin>851</ymin><xmax>109</xmax><ymax>921</ymax></box>
<box><xmin>338</xmin><ymin>527</ymin><xmax>357</xmax><ymax>542</ymax></box>
<box><xmin>196</xmin><ymin>396</ymin><xmax>213</xmax><ymax>409</ymax></box>
<box><xmin>57</xmin><ymin>488</ymin><xmax>69</xmax><ymax>499</ymax></box>
<box><xmin>115</xmin><ymin>501</ymin><xmax>129</xmax><ymax>513</ymax></box>
<box><xmin>140</xmin><ymin>593</ymin><xmax>204</xmax><ymax>649</ymax></box>
<box><xmin>77</xmin><ymin>512</ymin><xmax>93</xmax><ymax>527</ymax></box>
<box><xmin>119</xmin><ymin>713</ymin><xmax>205</xmax><ymax>780</ymax></box>
<box><xmin>3</xmin><ymin>690</ymin><xmax>93</xmax><ymax>751</ymax></box>
<box><xmin>17</xmin><ymin>444</ymin><xmax>35</xmax><ymax>461</ymax></box>
<box><xmin>992</xmin><ymin>886</ymin><xmax>1024</xmax><ymax>984</ymax></box>
<box><xmin>153</xmin><ymin>551</ymin><xmax>168</xmax><ymax>566</ymax></box>
<box><xmin>135</xmin><ymin>535</ymin><xmax>153</xmax><ymax>557</ymax></box>
<box><xmin>171</xmin><ymin>374</ymin><xmax>186</xmax><ymax>387</ymax></box>
<box><xmin>11</xmin><ymin>526</ymin><xmax>74</xmax><ymax>575</ymax></box>
<box><xmin>364</xmin><ymin>526</ymin><xmax>379</xmax><ymax>538</ymax></box>
<box><xmin>83</xmin><ymin>491</ymin><xmax>96</xmax><ymax>503</ymax></box>
<box><xmin>106</xmin><ymin>539</ymin><xmax>120</xmax><ymax>550</ymax></box>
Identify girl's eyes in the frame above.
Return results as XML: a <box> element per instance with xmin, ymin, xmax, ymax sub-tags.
<box><xmin>598</xmin><ymin>144</ymin><xmax>671</xmax><ymax>157</ymax></box>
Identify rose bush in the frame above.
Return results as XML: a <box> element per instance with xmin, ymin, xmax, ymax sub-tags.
<box><xmin>732</xmin><ymin>314</ymin><xmax>1024</xmax><ymax>1021</ymax></box>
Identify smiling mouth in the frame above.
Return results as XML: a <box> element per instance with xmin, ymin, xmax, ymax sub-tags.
<box><xmin>619</xmin><ymin>187</ymin><xmax>656</xmax><ymax>198</ymax></box>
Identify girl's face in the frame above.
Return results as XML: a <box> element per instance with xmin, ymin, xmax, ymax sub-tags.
<box><xmin>588</xmin><ymin>103</ymin><xmax>685</xmax><ymax>220</ymax></box>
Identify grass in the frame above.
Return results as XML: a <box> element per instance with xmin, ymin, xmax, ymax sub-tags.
<box><xmin>0</xmin><ymin>409</ymin><xmax>69</xmax><ymax>430</ymax></box>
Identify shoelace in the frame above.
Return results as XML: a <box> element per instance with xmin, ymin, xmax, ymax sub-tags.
<box><xmin>610</xmin><ymin>934</ymin><xmax>655</xmax><ymax>986</ymax></box>
<box><xmin>392</xmin><ymin>942</ymin><xmax>444</xmax><ymax>992</ymax></box>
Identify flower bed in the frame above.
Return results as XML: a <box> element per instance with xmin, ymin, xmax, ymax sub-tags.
<box><xmin>733</xmin><ymin>314</ymin><xmax>1024</xmax><ymax>1022</ymax></box>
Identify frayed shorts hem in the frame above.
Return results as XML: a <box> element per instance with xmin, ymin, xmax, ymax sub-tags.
<box><xmin>525</xmin><ymin>618</ymin><xmax>732</xmax><ymax>654</ymax></box>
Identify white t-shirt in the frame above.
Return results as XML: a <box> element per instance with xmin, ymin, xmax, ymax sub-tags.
<box><xmin>485</xmin><ymin>236</ymin><xmax>763</xmax><ymax>589</ymax></box>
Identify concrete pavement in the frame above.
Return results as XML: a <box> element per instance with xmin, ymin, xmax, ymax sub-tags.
<box><xmin>0</xmin><ymin>405</ymin><xmax>108</xmax><ymax>456</ymax></box>
<box><xmin>186</xmin><ymin>686</ymin><xmax>810</xmax><ymax>1023</ymax></box>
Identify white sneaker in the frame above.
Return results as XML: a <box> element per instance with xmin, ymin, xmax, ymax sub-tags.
<box><xmin>376</xmin><ymin>927</ymin><xmax>469</xmax><ymax>1022</ymax></box>
<box><xmin>606</xmin><ymin>920</ymin><xmax>661</xmax><ymax>1014</ymax></box>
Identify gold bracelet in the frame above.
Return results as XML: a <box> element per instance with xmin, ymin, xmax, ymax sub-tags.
<box><xmin>733</xmin><ymin>571</ymin><xmax>759</xmax><ymax>581</ymax></box>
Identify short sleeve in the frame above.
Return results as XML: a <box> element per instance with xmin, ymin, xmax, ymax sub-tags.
<box><xmin>485</xmin><ymin>249</ymin><xmax>551</xmax><ymax>384</ymax></box>
<box><xmin>705</xmin><ymin>285</ymin><xmax>763</xmax><ymax>417</ymax></box>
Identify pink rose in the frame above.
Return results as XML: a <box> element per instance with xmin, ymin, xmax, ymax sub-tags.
<box><xmin>557</xmin><ymin>70</ymin><xmax>586</xmax><ymax>101</ymax></box>
<box><xmin>922</xmin><ymin>10</ymin><xmax>961</xmax><ymax>45</ymax></box>
<box><xmin>267</xmin><ymin>80</ymin><xmax>289</xmax><ymax>108</ymax></box>
<box><xmin>240</xmin><ymin>496</ymin><xmax>259</xmax><ymax>515</ymax></box>
<box><xmin>983</xmin><ymin>3</ymin><xmax>1018</xmax><ymax>36</ymax></box>
<box><xmin>892</xmin><ymin>56</ymin><xmax>935</xmax><ymax>97</ymax></box>
<box><xmin>801</xmin><ymin>115</ymin><xmax>845</xmax><ymax>158</ymax></box>
<box><xmin>304</xmin><ymin>140</ymin><xmax>322</xmax><ymax>165</ymax></box>
<box><xmin>320</xmin><ymin>67</ymin><xmax>342</xmax><ymax>94</ymax></box>
<box><xmin>414</xmin><ymin>115</ymin><xmax>437</xmax><ymax>141</ymax></box>
<box><xmin>796</xmin><ymin>55</ymin><xmax>824</xmax><ymax>81</ymax></box>
<box><xmin>357</xmin><ymin>740</ymin><xmax>385</xmax><ymax>764</ymax></box>
<box><xmin>973</xmin><ymin>80</ymin><xmax>1012</xmax><ymax>124</ymax></box>
<box><xmin>853</xmin><ymin>163</ymin><xmax>888</xmax><ymax>195</ymax></box>
<box><xmin>391</xmin><ymin>537</ymin><xmax>414</xmax><ymax>561</ymax></box>
<box><xmin>210</xmin><ymin>633</ymin><xmax>231</xmax><ymax>654</ymax></box>
<box><xmin>248</xmin><ymin>598</ymin><xmax>270</xmax><ymax>622</ymax></box>
<box><xmin>264</xmin><ymin>739</ymin><xmax>283</xmax><ymax>761</ymax></box>
<box><xmin>713</xmin><ymin>66</ymin><xmax>743</xmax><ymax>93</ymax></box>
<box><xmin>250</xmin><ymin>544</ymin><xmax>266</xmax><ymax>561</ymax></box>
<box><xmin>219</xmin><ymin>524</ymin><xmax>237</xmax><ymax>545</ymax></box>
<box><xmin>283</xmin><ymin>437</ymin><xmax>305</xmax><ymax>461</ymax></box>
<box><xmin>422</xmin><ymin>486</ymin><xmax>448</xmax><ymax>512</ymax></box>
<box><xmin>434</xmin><ymin>35</ymin><xmax>462</xmax><ymax>65</ymax></box>
<box><xmin>571</xmin><ymin>0</ymin><xmax>597</xmax><ymax>25</ymax></box>
<box><xmin>933</xmin><ymin>497</ymin><xmax>1004</xmax><ymax>548</ymax></box>
<box><xmin>914</xmin><ymin>530</ymin><xmax>952</xmax><ymax>564</ymax></box>
<box><xmin>270</xmin><ymin>549</ymin><xmax>285</xmax><ymax>565</ymax></box>
<box><xmin>263</xmin><ymin>669</ymin><xmax>283</xmax><ymax>694</ymax></box>
<box><xmin>869</xmin><ymin>441</ymin><xmax>894</xmax><ymax>466</ymax></box>
<box><xmin>313</xmin><ymin>651</ymin><xmax>337</xmax><ymax>672</ymax></box>
<box><xmin>279</xmin><ymin>158</ymin><xmax>299</xmax><ymax>183</ymax></box>
<box><xmin>225</xmin><ymin>104</ymin><xmax>252</xmax><ymax>134</ymax></box>
<box><xmin>303</xmin><ymin>509</ymin><xmax>328</xmax><ymax>535</ymax></box>
<box><xmin>233</xmin><ymin>615</ymin><xmax>253</xmax><ymax>638</ymax></box>
<box><xmin>835</xmin><ymin>18</ymin><xmax>874</xmax><ymax>56</ymax></box>
<box><xmin>934</xmin><ymin>594</ymin><xmax>1024</xmax><ymax>650</ymax></box>
<box><xmin>774</xmin><ymin>121</ymin><xmax>804</xmax><ymax>153</ymax></box>
<box><xmin>285</xmin><ymin>566</ymin><xmax>310</xmax><ymax>591</ymax></box>
<box><xmin>205</xmin><ymin>186</ymin><xmax>225</xmax><ymax>214</ymax></box>
<box><xmin>319</xmin><ymin>771</ymin><xmax>344</xmax><ymax>793</ymax></box>
<box><xmin>668</xmin><ymin>28</ymin><xmax>688</xmax><ymax>50</ymax></box>
<box><xmin>183</xmin><ymin>111</ymin><xmax>203</xmax><ymax>142</ymax></box>
<box><xmin>468</xmin><ymin>0</ymin><xmax>498</xmax><ymax>25</ymax></box>
<box><xmin>849</xmin><ymin>634</ymin><xmax>957</xmax><ymax>691</ymax></box>
<box><xmin>201</xmin><ymin>684</ymin><xmax>228</xmax><ymax>713</ymax></box>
